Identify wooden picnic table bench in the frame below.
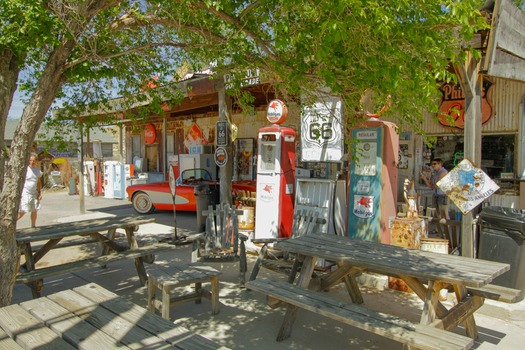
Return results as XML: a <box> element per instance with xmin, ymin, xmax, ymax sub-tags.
<box><xmin>247</xmin><ymin>233</ymin><xmax>517</xmax><ymax>349</ymax></box>
<box><xmin>248</xmin><ymin>277</ymin><xmax>473</xmax><ymax>350</ymax></box>
<box><xmin>16</xmin><ymin>216</ymin><xmax>176</xmax><ymax>298</ymax></box>
<box><xmin>0</xmin><ymin>282</ymin><xmax>228</xmax><ymax>349</ymax></box>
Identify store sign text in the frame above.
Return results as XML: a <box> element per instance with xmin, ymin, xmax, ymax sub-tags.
<box><xmin>438</xmin><ymin>78</ymin><xmax>495</xmax><ymax>129</ymax></box>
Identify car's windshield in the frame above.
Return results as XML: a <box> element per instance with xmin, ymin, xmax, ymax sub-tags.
<box><xmin>180</xmin><ymin>168</ymin><xmax>212</xmax><ymax>181</ymax></box>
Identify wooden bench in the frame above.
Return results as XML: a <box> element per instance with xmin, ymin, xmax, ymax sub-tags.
<box><xmin>1</xmin><ymin>282</ymin><xmax>229</xmax><ymax>350</ymax></box>
<box><xmin>16</xmin><ymin>243</ymin><xmax>177</xmax><ymax>284</ymax></box>
<box><xmin>0</xmin><ymin>327</ymin><xmax>25</xmax><ymax>349</ymax></box>
<box><xmin>147</xmin><ymin>262</ymin><xmax>221</xmax><ymax>320</ymax></box>
<box><xmin>247</xmin><ymin>278</ymin><xmax>473</xmax><ymax>350</ymax></box>
<box><xmin>467</xmin><ymin>283</ymin><xmax>524</xmax><ymax>303</ymax></box>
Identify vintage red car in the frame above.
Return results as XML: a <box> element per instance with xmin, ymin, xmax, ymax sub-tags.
<box><xmin>126</xmin><ymin>168</ymin><xmax>256</xmax><ymax>214</ymax></box>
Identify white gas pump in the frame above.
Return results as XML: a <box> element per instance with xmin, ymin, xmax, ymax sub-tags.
<box><xmin>254</xmin><ymin>100</ymin><xmax>296</xmax><ymax>240</ymax></box>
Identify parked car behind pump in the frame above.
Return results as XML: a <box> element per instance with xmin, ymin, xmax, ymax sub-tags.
<box><xmin>126</xmin><ymin>168</ymin><xmax>256</xmax><ymax>214</ymax></box>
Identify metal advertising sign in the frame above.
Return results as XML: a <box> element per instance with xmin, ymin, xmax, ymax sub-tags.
<box><xmin>266</xmin><ymin>99</ymin><xmax>288</xmax><ymax>124</ymax></box>
<box><xmin>168</xmin><ymin>165</ymin><xmax>176</xmax><ymax>197</ymax></box>
<box><xmin>437</xmin><ymin>159</ymin><xmax>499</xmax><ymax>215</ymax></box>
<box><xmin>438</xmin><ymin>77</ymin><xmax>495</xmax><ymax>129</ymax></box>
<box><xmin>184</xmin><ymin>123</ymin><xmax>207</xmax><ymax>151</ymax></box>
<box><xmin>352</xmin><ymin>195</ymin><xmax>375</xmax><ymax>218</ymax></box>
<box><xmin>216</xmin><ymin>121</ymin><xmax>228</xmax><ymax>146</ymax></box>
<box><xmin>214</xmin><ymin>146</ymin><xmax>228</xmax><ymax>167</ymax></box>
<box><xmin>300</xmin><ymin>95</ymin><xmax>343</xmax><ymax>162</ymax></box>
<box><xmin>144</xmin><ymin>124</ymin><xmax>157</xmax><ymax>144</ymax></box>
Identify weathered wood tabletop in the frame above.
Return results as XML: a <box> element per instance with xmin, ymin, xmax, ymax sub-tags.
<box><xmin>274</xmin><ymin>233</ymin><xmax>510</xmax><ymax>340</ymax></box>
<box><xmin>0</xmin><ymin>283</ymin><xmax>228</xmax><ymax>349</ymax></box>
<box><xmin>276</xmin><ymin>234</ymin><xmax>509</xmax><ymax>288</ymax></box>
<box><xmin>16</xmin><ymin>216</ymin><xmax>155</xmax><ymax>243</ymax></box>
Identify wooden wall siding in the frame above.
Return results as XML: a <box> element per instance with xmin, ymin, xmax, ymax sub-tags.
<box><xmin>484</xmin><ymin>0</ymin><xmax>525</xmax><ymax>82</ymax></box>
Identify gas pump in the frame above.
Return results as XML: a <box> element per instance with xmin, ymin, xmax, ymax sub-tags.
<box><xmin>347</xmin><ymin>119</ymin><xmax>399</xmax><ymax>244</ymax></box>
<box><xmin>255</xmin><ymin>100</ymin><xmax>296</xmax><ymax>240</ymax></box>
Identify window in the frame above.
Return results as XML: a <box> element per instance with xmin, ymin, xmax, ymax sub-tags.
<box><xmin>427</xmin><ymin>134</ymin><xmax>516</xmax><ymax>179</ymax></box>
<box><xmin>102</xmin><ymin>143</ymin><xmax>114</xmax><ymax>158</ymax></box>
<box><xmin>132</xmin><ymin>135</ymin><xmax>141</xmax><ymax>159</ymax></box>
<box><xmin>481</xmin><ymin>135</ymin><xmax>515</xmax><ymax>178</ymax></box>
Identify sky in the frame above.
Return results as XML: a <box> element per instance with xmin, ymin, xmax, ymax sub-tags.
<box><xmin>8</xmin><ymin>90</ymin><xmax>24</xmax><ymax>119</ymax></box>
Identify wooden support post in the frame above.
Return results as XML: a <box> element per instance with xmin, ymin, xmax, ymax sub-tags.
<box><xmin>420</xmin><ymin>280</ymin><xmax>439</xmax><ymax>325</ymax></box>
<box><xmin>239</xmin><ymin>236</ymin><xmax>247</xmax><ymax>288</ymax></box>
<box><xmin>277</xmin><ymin>255</ymin><xmax>317</xmax><ymax>341</ymax></box>
<box><xmin>210</xmin><ymin>275</ymin><xmax>220</xmax><ymax>314</ymax></box>
<box><xmin>455</xmin><ymin>284</ymin><xmax>478</xmax><ymax>339</ymax></box>
<box><xmin>249</xmin><ymin>243</ymin><xmax>269</xmax><ymax>282</ymax></box>
<box><xmin>455</xmin><ymin>53</ymin><xmax>482</xmax><ymax>258</ymax></box>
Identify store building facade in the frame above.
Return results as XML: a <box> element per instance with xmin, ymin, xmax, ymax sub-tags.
<box><xmin>120</xmin><ymin>74</ymin><xmax>303</xmax><ymax>184</ymax></box>
<box><xmin>404</xmin><ymin>76</ymin><xmax>525</xmax><ymax>210</ymax></box>
<box><xmin>119</xmin><ymin>72</ymin><xmax>525</xmax><ymax>210</ymax></box>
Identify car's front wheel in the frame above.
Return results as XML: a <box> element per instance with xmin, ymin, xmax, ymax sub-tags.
<box><xmin>132</xmin><ymin>191</ymin><xmax>155</xmax><ymax>214</ymax></box>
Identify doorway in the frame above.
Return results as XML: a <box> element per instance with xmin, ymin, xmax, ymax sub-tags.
<box><xmin>146</xmin><ymin>144</ymin><xmax>158</xmax><ymax>172</ymax></box>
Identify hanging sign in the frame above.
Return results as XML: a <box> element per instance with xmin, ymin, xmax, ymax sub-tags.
<box><xmin>215</xmin><ymin>147</ymin><xmax>228</xmax><ymax>167</ymax></box>
<box><xmin>437</xmin><ymin>159</ymin><xmax>499</xmax><ymax>215</ymax></box>
<box><xmin>267</xmin><ymin>99</ymin><xmax>288</xmax><ymax>124</ymax></box>
<box><xmin>301</xmin><ymin>95</ymin><xmax>343</xmax><ymax>162</ymax></box>
<box><xmin>216</xmin><ymin>121</ymin><xmax>228</xmax><ymax>146</ymax></box>
<box><xmin>144</xmin><ymin>124</ymin><xmax>157</xmax><ymax>144</ymax></box>
<box><xmin>184</xmin><ymin>123</ymin><xmax>207</xmax><ymax>152</ymax></box>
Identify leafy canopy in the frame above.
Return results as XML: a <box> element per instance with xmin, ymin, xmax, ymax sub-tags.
<box><xmin>147</xmin><ymin>0</ymin><xmax>491</xmax><ymax>132</ymax></box>
<box><xmin>3</xmin><ymin>0</ymin><xmax>505</xmax><ymax>135</ymax></box>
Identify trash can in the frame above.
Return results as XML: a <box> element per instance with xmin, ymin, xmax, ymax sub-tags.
<box><xmin>194</xmin><ymin>183</ymin><xmax>219</xmax><ymax>232</ymax></box>
<box><xmin>50</xmin><ymin>171</ymin><xmax>62</xmax><ymax>186</ymax></box>
<box><xmin>478</xmin><ymin>206</ymin><xmax>525</xmax><ymax>291</ymax></box>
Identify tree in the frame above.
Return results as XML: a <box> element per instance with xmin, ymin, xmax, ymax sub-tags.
<box><xmin>148</xmin><ymin>1</ymin><xmax>490</xmax><ymax>128</ymax></box>
<box><xmin>1</xmin><ymin>0</ymin><xmax>509</xmax><ymax>306</ymax></box>
<box><xmin>0</xmin><ymin>0</ymin><xmax>190</xmax><ymax>306</ymax></box>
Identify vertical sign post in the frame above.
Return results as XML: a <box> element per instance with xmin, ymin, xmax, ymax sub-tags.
<box><xmin>169</xmin><ymin>165</ymin><xmax>181</xmax><ymax>244</ymax></box>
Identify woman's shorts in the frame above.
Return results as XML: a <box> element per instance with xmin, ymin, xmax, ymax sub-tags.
<box><xmin>19</xmin><ymin>192</ymin><xmax>41</xmax><ymax>213</ymax></box>
<box><xmin>433</xmin><ymin>195</ymin><xmax>449</xmax><ymax>207</ymax></box>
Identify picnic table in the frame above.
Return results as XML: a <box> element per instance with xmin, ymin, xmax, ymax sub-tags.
<box><xmin>16</xmin><ymin>216</ymin><xmax>177</xmax><ymax>298</ymax></box>
<box><xmin>247</xmin><ymin>233</ymin><xmax>517</xmax><ymax>350</ymax></box>
<box><xmin>0</xmin><ymin>282</ymin><xmax>228</xmax><ymax>349</ymax></box>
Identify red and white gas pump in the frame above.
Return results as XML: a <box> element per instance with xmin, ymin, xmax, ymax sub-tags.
<box><xmin>254</xmin><ymin>100</ymin><xmax>296</xmax><ymax>240</ymax></box>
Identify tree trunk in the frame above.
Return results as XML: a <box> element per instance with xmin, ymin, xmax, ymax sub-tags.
<box><xmin>0</xmin><ymin>41</ymin><xmax>73</xmax><ymax>306</ymax></box>
<box><xmin>0</xmin><ymin>48</ymin><xmax>22</xmax><ymax>307</ymax></box>
<box><xmin>0</xmin><ymin>48</ymin><xmax>21</xmax><ymax>191</ymax></box>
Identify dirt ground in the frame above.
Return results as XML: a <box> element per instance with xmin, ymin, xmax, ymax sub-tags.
<box><xmin>12</xmin><ymin>188</ymin><xmax>525</xmax><ymax>349</ymax></box>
